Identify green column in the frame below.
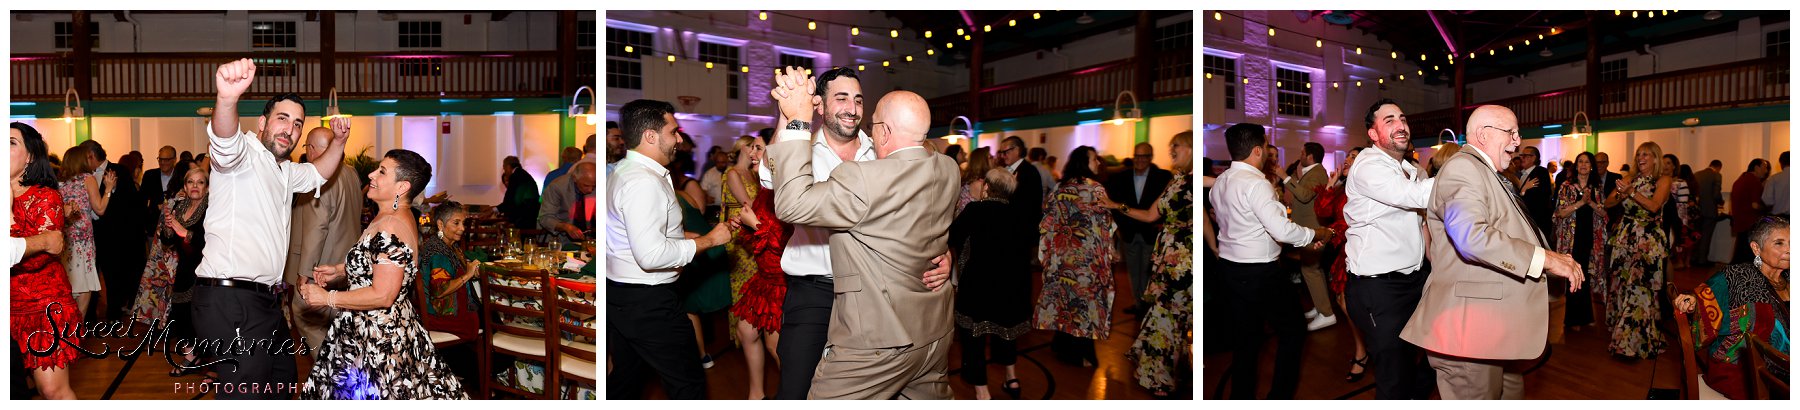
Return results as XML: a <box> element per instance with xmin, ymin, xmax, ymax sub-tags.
<box><xmin>74</xmin><ymin>117</ymin><xmax>92</xmax><ymax>144</ymax></box>
<box><xmin>1135</xmin><ymin>118</ymin><xmax>1149</xmax><ymax>144</ymax></box>
<box><xmin>1586</xmin><ymin>131</ymin><xmax>1599</xmax><ymax>153</ymax></box>
<box><xmin>560</xmin><ymin>115</ymin><xmax>577</xmax><ymax>150</ymax></box>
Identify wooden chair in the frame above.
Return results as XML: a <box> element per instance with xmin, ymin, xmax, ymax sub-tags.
<box><xmin>1742</xmin><ymin>335</ymin><xmax>1791</xmax><ymax>400</ymax></box>
<box><xmin>549</xmin><ymin>278</ymin><xmax>597</xmax><ymax>399</ymax></box>
<box><xmin>480</xmin><ymin>265</ymin><xmax>557</xmax><ymax>399</ymax></box>
<box><xmin>1670</xmin><ymin>291</ymin><xmax>1714</xmax><ymax>400</ymax></box>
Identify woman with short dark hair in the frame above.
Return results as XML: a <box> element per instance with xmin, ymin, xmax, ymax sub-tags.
<box><xmin>10</xmin><ymin>122</ymin><xmax>81</xmax><ymax>399</ymax></box>
<box><xmin>1674</xmin><ymin>216</ymin><xmax>1790</xmax><ymax>399</ymax></box>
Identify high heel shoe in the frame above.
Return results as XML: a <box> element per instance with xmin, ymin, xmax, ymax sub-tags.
<box><xmin>1345</xmin><ymin>356</ymin><xmax>1368</xmax><ymax>383</ymax></box>
<box><xmin>1001</xmin><ymin>379</ymin><xmax>1022</xmax><ymax>399</ymax></box>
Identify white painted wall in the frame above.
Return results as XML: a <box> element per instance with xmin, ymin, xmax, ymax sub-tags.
<box><xmin>10</xmin><ymin>11</ymin><xmax>593</xmax><ymax>53</ymax></box>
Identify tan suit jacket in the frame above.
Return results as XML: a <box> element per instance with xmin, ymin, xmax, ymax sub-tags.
<box><xmin>1283</xmin><ymin>164</ymin><xmax>1328</xmax><ymax>228</ymax></box>
<box><xmin>1401</xmin><ymin>149</ymin><xmax>1550</xmax><ymax>361</ymax></box>
<box><xmin>285</xmin><ymin>164</ymin><xmax>364</xmax><ymax>282</ymax></box>
<box><xmin>769</xmin><ymin>141</ymin><xmax>959</xmax><ymax>351</ymax></box>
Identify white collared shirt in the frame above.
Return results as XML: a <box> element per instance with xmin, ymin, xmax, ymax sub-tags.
<box><xmin>1344</xmin><ymin>148</ymin><xmax>1434</xmax><ymax>275</ymax></box>
<box><xmin>757</xmin><ymin>128</ymin><xmax>876</xmax><ymax>277</ymax></box>
<box><xmin>1464</xmin><ymin>148</ymin><xmax>1547</xmax><ymax>278</ymax></box>
<box><xmin>195</xmin><ymin>124</ymin><xmax>325</xmax><ymax>286</ymax></box>
<box><xmin>1210</xmin><ymin>161</ymin><xmax>1316</xmax><ymax>263</ymax></box>
<box><xmin>607</xmin><ymin>150</ymin><xmax>699</xmax><ymax>285</ymax></box>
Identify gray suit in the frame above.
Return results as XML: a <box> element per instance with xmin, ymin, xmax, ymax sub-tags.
<box><xmin>1693</xmin><ymin>168</ymin><xmax>1723</xmax><ymax>263</ymax></box>
<box><xmin>768</xmin><ymin>139</ymin><xmax>959</xmax><ymax>400</ymax></box>
<box><xmin>283</xmin><ymin>164</ymin><xmax>362</xmax><ymax>354</ymax></box>
<box><xmin>1401</xmin><ymin>149</ymin><xmax>1549</xmax><ymax>399</ymax></box>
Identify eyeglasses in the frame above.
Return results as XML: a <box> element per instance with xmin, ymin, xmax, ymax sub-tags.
<box><xmin>871</xmin><ymin>121</ymin><xmax>889</xmax><ymax>137</ymax></box>
<box><xmin>158</xmin><ymin>156</ymin><xmax>175</xmax><ymax>161</ymax></box>
<box><xmin>1134</xmin><ymin>153</ymin><xmax>1154</xmax><ymax>159</ymax></box>
<box><xmin>1481</xmin><ymin>125</ymin><xmax>1518</xmax><ymax>138</ymax></box>
<box><xmin>998</xmin><ymin>146</ymin><xmax>1019</xmax><ymax>155</ymax></box>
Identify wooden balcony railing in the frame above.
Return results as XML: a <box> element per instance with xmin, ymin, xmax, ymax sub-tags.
<box><xmin>1407</xmin><ymin>57</ymin><xmax>1787</xmax><ymax>135</ymax></box>
<box><xmin>11</xmin><ymin>51</ymin><xmax>597</xmax><ymax>101</ymax></box>
<box><xmin>926</xmin><ymin>49</ymin><xmax>1192</xmax><ymax>125</ymax></box>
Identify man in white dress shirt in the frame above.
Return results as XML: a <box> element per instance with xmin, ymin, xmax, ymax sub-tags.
<box><xmin>193</xmin><ymin>58</ymin><xmax>350</xmax><ymax>399</ymax></box>
<box><xmin>754</xmin><ymin>66</ymin><xmax>953</xmax><ymax>399</ymax></box>
<box><xmin>1211</xmin><ymin>122</ymin><xmax>1332</xmax><ymax>399</ymax></box>
<box><xmin>605</xmin><ymin>99</ymin><xmax>735</xmax><ymax>399</ymax></box>
<box><xmin>1763</xmin><ymin>151</ymin><xmax>1789</xmax><ymax>218</ymax></box>
<box><xmin>1342</xmin><ymin>99</ymin><xmax>1437</xmax><ymax>399</ymax></box>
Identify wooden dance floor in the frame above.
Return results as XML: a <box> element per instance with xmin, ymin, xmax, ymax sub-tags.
<box><xmin>1202</xmin><ymin>264</ymin><xmax>1719</xmax><ymax>399</ymax></box>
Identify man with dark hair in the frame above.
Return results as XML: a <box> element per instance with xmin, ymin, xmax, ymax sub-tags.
<box><xmin>1694</xmin><ymin>159</ymin><xmax>1726</xmax><ymax>265</ymax></box>
<box><xmin>544</xmin><ymin>146</ymin><xmax>585</xmax><ymax>187</ymax></box>
<box><xmin>607</xmin><ymin>99</ymin><xmax>734</xmax><ymax>399</ymax></box>
<box><xmin>756</xmin><ymin>127</ymin><xmax>775</xmax><ymax>144</ymax></box>
<box><xmin>83</xmin><ymin>138</ymin><xmax>147</xmax><ymax>322</ymax></box>
<box><xmin>1732</xmin><ymin>158</ymin><xmax>1771</xmax><ymax>263</ymax></box>
<box><xmin>1213</xmin><ymin>122</ymin><xmax>1329</xmax><ymax>399</ymax></box>
<box><xmin>998</xmin><ymin>135</ymin><xmax>1045</xmax><ymax>232</ymax></box>
<box><xmin>1027</xmin><ymin>146</ymin><xmax>1056</xmax><ymax>194</ymax></box>
<box><xmin>1763</xmin><ymin>151</ymin><xmax>1788</xmax><ymax>218</ymax></box>
<box><xmin>606</xmin><ymin>121</ymin><xmax>625</xmax><ymax>173</ymax></box>
<box><xmin>1344</xmin><ymin>99</ymin><xmax>1439</xmax><ymax>398</ymax></box>
<box><xmin>499</xmin><ymin>155</ymin><xmax>543</xmax><ymax>229</ymax></box>
<box><xmin>1517</xmin><ymin>146</ymin><xmax>1554</xmax><ymax>238</ymax></box>
<box><xmin>1105</xmin><ymin>142</ymin><xmax>1172</xmax><ymax>315</ymax></box>
<box><xmin>1284</xmin><ymin>141</ymin><xmax>1335</xmax><ymax>331</ymax></box>
<box><xmin>758</xmin><ymin>65</ymin><xmax>953</xmax><ymax>399</ymax></box>
<box><xmin>196</xmin><ymin>58</ymin><xmax>350</xmax><ymax>398</ymax></box>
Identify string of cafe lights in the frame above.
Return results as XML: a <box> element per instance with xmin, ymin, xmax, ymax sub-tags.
<box><xmin>634</xmin><ymin>10</ymin><xmax>1059</xmax><ymax>75</ymax></box>
<box><xmin>1205</xmin><ymin>10</ymin><xmax>1680</xmax><ymax>88</ymax></box>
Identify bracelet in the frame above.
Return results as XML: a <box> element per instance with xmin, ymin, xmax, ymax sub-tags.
<box><xmin>328</xmin><ymin>290</ymin><xmax>337</xmax><ymax>308</ymax></box>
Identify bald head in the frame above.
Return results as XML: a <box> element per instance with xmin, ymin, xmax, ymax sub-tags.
<box><xmin>304</xmin><ymin>127</ymin><xmax>335</xmax><ymax>163</ymax></box>
<box><xmin>871</xmin><ymin>91</ymin><xmax>930</xmax><ymax>158</ymax></box>
<box><xmin>1465</xmin><ymin>105</ymin><xmax>1520</xmax><ymax>170</ymax></box>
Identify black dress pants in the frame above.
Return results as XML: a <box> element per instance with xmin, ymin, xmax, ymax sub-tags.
<box><xmin>1220</xmin><ymin>259</ymin><xmax>1305</xmax><ymax>399</ymax></box>
<box><xmin>190</xmin><ymin>285</ymin><xmax>298</xmax><ymax>399</ymax></box>
<box><xmin>1345</xmin><ymin>268</ymin><xmax>1437</xmax><ymax>399</ymax></box>
<box><xmin>956</xmin><ymin>329</ymin><xmax>1019</xmax><ymax>386</ymax></box>
<box><xmin>606</xmin><ymin>281</ymin><xmax>707</xmax><ymax>399</ymax></box>
<box><xmin>774</xmin><ymin>275</ymin><xmax>834</xmax><ymax>399</ymax></box>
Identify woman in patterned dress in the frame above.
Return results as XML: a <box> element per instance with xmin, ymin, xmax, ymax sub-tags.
<box><xmin>55</xmin><ymin>144</ymin><xmax>110</xmax><ymax>320</ymax></box>
<box><xmin>419</xmin><ymin>201</ymin><xmax>482</xmax><ymax>387</ymax></box>
<box><xmin>131</xmin><ymin>163</ymin><xmax>195</xmax><ymax>324</ymax></box>
<box><xmin>1110</xmin><ymin>132</ymin><xmax>1195</xmax><ymax>398</ymax></box>
<box><xmin>718</xmin><ymin>135</ymin><xmax>767</xmax><ymax>396</ymax></box>
<box><xmin>297</xmin><ymin>150</ymin><xmax>465</xmax><ymax>399</ymax></box>
<box><xmin>1553</xmin><ymin>152</ymin><xmax>1607</xmax><ymax>331</ymax></box>
<box><xmin>1673</xmin><ymin>217</ymin><xmax>1790</xmax><ymax>399</ymax></box>
<box><xmin>11</xmin><ymin>122</ymin><xmax>81</xmax><ymax>399</ymax></box>
<box><xmin>1033</xmin><ymin>146</ymin><xmax>1119</xmax><ymax>367</ymax></box>
<box><xmin>1600</xmin><ymin>141</ymin><xmax>1674</xmax><ymax>359</ymax></box>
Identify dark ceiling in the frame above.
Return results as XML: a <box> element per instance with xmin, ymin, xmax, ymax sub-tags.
<box><xmin>882</xmin><ymin>10</ymin><xmax>1187</xmax><ymax>66</ymax></box>
<box><xmin>1313</xmin><ymin>10</ymin><xmax>1788</xmax><ymax>86</ymax></box>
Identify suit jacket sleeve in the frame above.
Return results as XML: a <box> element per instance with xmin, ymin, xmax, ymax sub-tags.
<box><xmin>768</xmin><ymin>133</ymin><xmax>869</xmax><ymax>231</ymax></box>
<box><xmin>316</xmin><ymin>168</ymin><xmax>361</xmax><ymax>267</ymax></box>
<box><xmin>1436</xmin><ymin>157</ymin><xmax>1541</xmax><ymax>280</ymax></box>
<box><xmin>1286</xmin><ymin>167</ymin><xmax>1327</xmax><ymax>205</ymax></box>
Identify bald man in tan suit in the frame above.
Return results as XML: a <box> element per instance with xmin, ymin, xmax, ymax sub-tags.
<box><xmin>1401</xmin><ymin>105</ymin><xmax>1585</xmax><ymax>399</ymax></box>
<box><xmin>284</xmin><ymin>125</ymin><xmax>363</xmax><ymax>354</ymax></box>
<box><xmin>761</xmin><ymin>67</ymin><xmax>960</xmax><ymax>399</ymax></box>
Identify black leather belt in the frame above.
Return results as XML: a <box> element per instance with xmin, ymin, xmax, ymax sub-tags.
<box><xmin>196</xmin><ymin>277</ymin><xmax>277</xmax><ymax>294</ymax></box>
<box><xmin>606</xmin><ymin>279</ymin><xmax>666</xmax><ymax>288</ymax></box>
<box><xmin>794</xmin><ymin>275</ymin><xmax>834</xmax><ymax>284</ymax></box>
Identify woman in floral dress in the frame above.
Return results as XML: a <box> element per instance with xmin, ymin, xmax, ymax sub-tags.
<box><xmin>298</xmin><ymin>150</ymin><xmax>465</xmax><ymax>399</ymax></box>
<box><xmin>1111</xmin><ymin>132</ymin><xmax>1194</xmax><ymax>397</ymax></box>
<box><xmin>1033</xmin><ymin>146</ymin><xmax>1118</xmax><ymax>367</ymax></box>
<box><xmin>1553</xmin><ymin>152</ymin><xmax>1607</xmax><ymax>330</ymax></box>
<box><xmin>1600</xmin><ymin>142</ymin><xmax>1674</xmax><ymax>359</ymax></box>
<box><xmin>56</xmin><ymin>144</ymin><xmax>109</xmax><ymax>320</ymax></box>
<box><xmin>130</xmin><ymin>179</ymin><xmax>197</xmax><ymax>323</ymax></box>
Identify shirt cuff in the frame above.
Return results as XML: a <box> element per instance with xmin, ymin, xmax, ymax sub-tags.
<box><xmin>7</xmin><ymin>237</ymin><xmax>25</xmax><ymax>266</ymax></box>
<box><xmin>777</xmin><ymin>129</ymin><xmax>811</xmax><ymax>144</ymax></box>
<box><xmin>1528</xmin><ymin>247</ymin><xmax>1546</xmax><ymax>279</ymax></box>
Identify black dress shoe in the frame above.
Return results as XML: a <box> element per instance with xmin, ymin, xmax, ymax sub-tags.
<box><xmin>1001</xmin><ymin>379</ymin><xmax>1022</xmax><ymax>399</ymax></box>
<box><xmin>1646</xmin><ymin>388</ymin><xmax>1680</xmax><ymax>399</ymax></box>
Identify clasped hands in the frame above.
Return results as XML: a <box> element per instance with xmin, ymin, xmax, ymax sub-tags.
<box><xmin>298</xmin><ymin>264</ymin><xmax>346</xmax><ymax>309</ymax></box>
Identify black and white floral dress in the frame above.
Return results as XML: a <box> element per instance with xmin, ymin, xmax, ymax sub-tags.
<box><xmin>301</xmin><ymin>232</ymin><xmax>469</xmax><ymax>399</ymax></box>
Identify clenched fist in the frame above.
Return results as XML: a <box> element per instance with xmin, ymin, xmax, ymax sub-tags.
<box><xmin>216</xmin><ymin>58</ymin><xmax>257</xmax><ymax>100</ymax></box>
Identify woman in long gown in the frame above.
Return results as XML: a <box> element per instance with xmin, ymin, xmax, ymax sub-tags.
<box><xmin>161</xmin><ymin>167</ymin><xmax>213</xmax><ymax>382</ymax></box>
<box><xmin>1112</xmin><ymin>132</ymin><xmax>1195</xmax><ymax>398</ymax></box>
<box><xmin>55</xmin><ymin>144</ymin><xmax>109</xmax><ymax>320</ymax></box>
<box><xmin>11</xmin><ymin>122</ymin><xmax>81</xmax><ymax>399</ymax></box>
<box><xmin>1553</xmin><ymin>152</ymin><xmax>1607</xmax><ymax>331</ymax></box>
<box><xmin>131</xmin><ymin>164</ymin><xmax>192</xmax><ymax>324</ymax></box>
<box><xmin>1032</xmin><ymin>146</ymin><xmax>1119</xmax><ymax>366</ymax></box>
<box><xmin>298</xmin><ymin>150</ymin><xmax>465</xmax><ymax>399</ymax></box>
<box><xmin>953</xmin><ymin>168</ymin><xmax>1033</xmax><ymax>399</ymax></box>
<box><xmin>1601</xmin><ymin>142</ymin><xmax>1674</xmax><ymax>359</ymax></box>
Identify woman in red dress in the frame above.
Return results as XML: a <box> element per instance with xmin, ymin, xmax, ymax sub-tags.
<box><xmin>11</xmin><ymin>122</ymin><xmax>82</xmax><ymax>399</ymax></box>
<box><xmin>727</xmin><ymin>135</ymin><xmax>791</xmax><ymax>399</ymax></box>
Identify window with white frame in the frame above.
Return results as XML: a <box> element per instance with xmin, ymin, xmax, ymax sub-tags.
<box><xmin>1204</xmin><ymin>54</ymin><xmax>1236</xmax><ymax>110</ymax></box>
<box><xmin>399</xmin><ymin>21</ymin><xmax>443</xmax><ymax>48</ymax></box>
<box><xmin>1275</xmin><ymin>67</ymin><xmax>1311</xmax><ymax>117</ymax></box>
<box><xmin>1600</xmin><ymin>58</ymin><xmax>1627</xmax><ymax>104</ymax></box>
<box><xmin>699</xmin><ymin>41</ymin><xmax>743</xmax><ymax>100</ymax></box>
<box><xmin>53</xmin><ymin>21</ymin><xmax>99</xmax><ymax>50</ymax></box>
<box><xmin>607</xmin><ymin>27</ymin><xmax>654</xmax><ymax>90</ymax></box>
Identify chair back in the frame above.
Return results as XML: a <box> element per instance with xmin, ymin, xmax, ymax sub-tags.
<box><xmin>479</xmin><ymin>264</ymin><xmax>556</xmax><ymax>398</ymax></box>
<box><xmin>1743</xmin><ymin>335</ymin><xmax>1791</xmax><ymax>400</ymax></box>
<box><xmin>549</xmin><ymin>277</ymin><xmax>598</xmax><ymax>398</ymax></box>
<box><xmin>1671</xmin><ymin>291</ymin><xmax>1702</xmax><ymax>400</ymax></box>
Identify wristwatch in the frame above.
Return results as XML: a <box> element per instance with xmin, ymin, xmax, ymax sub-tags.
<box><xmin>785</xmin><ymin>119</ymin><xmax>810</xmax><ymax>131</ymax></box>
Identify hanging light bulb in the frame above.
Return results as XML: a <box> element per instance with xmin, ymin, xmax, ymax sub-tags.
<box><xmin>1316</xmin><ymin>39</ymin><xmax>1322</xmax><ymax>48</ymax></box>
<box><xmin>667</xmin><ymin>55</ymin><xmax>676</xmax><ymax>62</ymax></box>
<box><xmin>1213</xmin><ymin>12</ymin><xmax>1221</xmax><ymax>21</ymax></box>
<box><xmin>1356</xmin><ymin>80</ymin><xmax>1362</xmax><ymax>87</ymax></box>
<box><xmin>624</xmin><ymin>45</ymin><xmax>634</xmax><ymax>53</ymax></box>
<box><xmin>1390</xmin><ymin>51</ymin><xmax>1397</xmax><ymax>59</ymax></box>
<box><xmin>883</xmin><ymin>60</ymin><xmax>890</xmax><ymax>67</ymax></box>
<box><xmin>1615</xmin><ymin>10</ymin><xmax>1622</xmax><ymax>16</ymax></box>
<box><xmin>946</xmin><ymin>42</ymin><xmax>953</xmax><ymax>49</ymax></box>
<box><xmin>1539</xmin><ymin>34</ymin><xmax>1545</xmax><ymax>40</ymax></box>
<box><xmin>809</xmin><ymin>21</ymin><xmax>817</xmax><ymax>30</ymax></box>
<box><xmin>1306</xmin><ymin>82</ymin><xmax>1312</xmax><ymax>89</ymax></box>
<box><xmin>852</xmin><ymin>27</ymin><xmax>859</xmax><ymax>36</ymax></box>
<box><xmin>1269</xmin><ymin>27</ymin><xmax>1276</xmax><ymax>36</ymax></box>
<box><xmin>1525</xmin><ymin>39</ymin><xmax>1531</xmax><ymax>45</ymax></box>
<box><xmin>957</xmin><ymin>28</ymin><xmax>965</xmax><ymax>36</ymax></box>
<box><xmin>1434</xmin><ymin>65</ymin><xmax>1440</xmax><ymax>70</ymax></box>
<box><xmin>1489</xmin><ymin>49</ymin><xmax>1495</xmax><ymax>56</ymax></box>
<box><xmin>705</xmin><ymin>62</ymin><xmax>714</xmax><ymax>69</ymax></box>
<box><xmin>740</xmin><ymin>66</ymin><xmax>748</xmax><ymax>73</ymax></box>
<box><xmin>1379</xmin><ymin>78</ymin><xmax>1384</xmax><ymax>84</ymax></box>
<box><xmin>1009</xmin><ymin>20</ymin><xmax>1016</xmax><ymax>27</ymax></box>
<box><xmin>905</xmin><ymin>55</ymin><xmax>913</xmax><ymax>62</ymax></box>
<box><xmin>1399</xmin><ymin>74</ymin><xmax>1405</xmax><ymax>80</ymax></box>
<box><xmin>1509</xmin><ymin>45</ymin><xmax>1514</xmax><ymax>51</ymax></box>
<box><xmin>984</xmin><ymin>25</ymin><xmax>991</xmax><ymax>32</ymax></box>
<box><xmin>964</xmin><ymin>34</ymin><xmax>971</xmax><ymax>41</ymax></box>
<box><xmin>858</xmin><ymin>65</ymin><xmax>865</xmax><ymax>71</ymax></box>
<box><xmin>1469</xmin><ymin>52</ymin><xmax>1475</xmax><ymax>59</ymax></box>
<box><xmin>1333</xmin><ymin>82</ymin><xmax>1339</xmax><ymax>88</ymax></box>
<box><xmin>1277</xmin><ymin>81</ymin><xmax>1283</xmax><ymax>87</ymax></box>
<box><xmin>1205</xmin><ymin>73</ymin><xmax>1212</xmax><ymax>79</ymax></box>
<box><xmin>805</xmin><ymin>68</ymin><xmax>812</xmax><ymax>76</ymax></box>
<box><xmin>1035</xmin><ymin>12</ymin><xmax>1042</xmax><ymax>20</ymax></box>
<box><xmin>1244</xmin><ymin>78</ymin><xmax>1250</xmax><ymax>84</ymax></box>
<box><xmin>1632</xmin><ymin>11</ymin><xmax>1638</xmax><ymax>18</ymax></box>
<box><xmin>1355</xmin><ymin>47</ymin><xmax>1362</xmax><ymax>54</ymax></box>
<box><xmin>759</xmin><ymin>11</ymin><xmax>768</xmax><ymax>21</ymax></box>
<box><xmin>891</xmin><ymin>29</ymin><xmax>899</xmax><ymax>38</ymax></box>
<box><xmin>927</xmin><ymin>49</ymin><xmax>935</xmax><ymax>55</ymax></box>
<box><xmin>1420</xmin><ymin>54</ymin><xmax>1426</xmax><ymax>61</ymax></box>
<box><xmin>1418</xmin><ymin>70</ymin><xmax>1424</xmax><ymax>75</ymax></box>
<box><xmin>925</xmin><ymin>30</ymin><xmax>933</xmax><ymax>38</ymax></box>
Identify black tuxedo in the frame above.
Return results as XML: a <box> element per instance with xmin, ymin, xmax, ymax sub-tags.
<box><xmin>1519</xmin><ymin>166</ymin><xmax>1555</xmax><ymax>239</ymax></box>
<box><xmin>93</xmin><ymin>162</ymin><xmax>146</xmax><ymax>320</ymax></box>
<box><xmin>1104</xmin><ymin>166</ymin><xmax>1174</xmax><ymax>242</ymax></box>
<box><xmin>1601</xmin><ymin>171</ymin><xmax>1624</xmax><ymax>229</ymax></box>
<box><xmin>1009</xmin><ymin>160</ymin><xmax>1045</xmax><ymax>250</ymax></box>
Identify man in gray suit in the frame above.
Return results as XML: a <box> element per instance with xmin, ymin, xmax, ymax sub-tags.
<box><xmin>1693</xmin><ymin>160</ymin><xmax>1725</xmax><ymax>266</ymax></box>
<box><xmin>1401</xmin><ymin>105</ymin><xmax>1585</xmax><ymax>399</ymax></box>
<box><xmin>284</xmin><ymin>123</ymin><xmax>363</xmax><ymax>355</ymax></box>
<box><xmin>763</xmin><ymin>67</ymin><xmax>960</xmax><ymax>399</ymax></box>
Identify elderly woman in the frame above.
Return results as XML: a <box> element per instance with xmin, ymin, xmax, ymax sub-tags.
<box><xmin>1674</xmin><ymin>217</ymin><xmax>1790</xmax><ymax>400</ymax></box>
<box><xmin>1034</xmin><ymin>146</ymin><xmax>1119</xmax><ymax>367</ymax></box>
<box><xmin>163</xmin><ymin>167</ymin><xmax>214</xmax><ymax>382</ymax></box>
<box><xmin>953</xmin><ymin>167</ymin><xmax>1034</xmax><ymax>399</ymax></box>
<box><xmin>298</xmin><ymin>149</ymin><xmax>466</xmax><ymax>399</ymax></box>
<box><xmin>419</xmin><ymin>200</ymin><xmax>482</xmax><ymax>386</ymax></box>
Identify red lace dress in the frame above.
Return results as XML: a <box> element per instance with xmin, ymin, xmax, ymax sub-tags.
<box><xmin>1313</xmin><ymin>182</ymin><xmax>1352</xmax><ymax>295</ymax></box>
<box><xmin>729</xmin><ymin>187</ymin><xmax>791</xmax><ymax>332</ymax></box>
<box><xmin>10</xmin><ymin>185</ymin><xmax>82</xmax><ymax>370</ymax></box>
